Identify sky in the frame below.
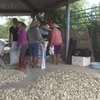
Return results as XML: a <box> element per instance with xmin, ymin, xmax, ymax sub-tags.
<box><xmin>85</xmin><ymin>0</ymin><xmax>100</xmax><ymax>8</ymax></box>
<box><xmin>0</xmin><ymin>0</ymin><xmax>100</xmax><ymax>25</ymax></box>
<box><xmin>86</xmin><ymin>0</ymin><xmax>100</xmax><ymax>5</ymax></box>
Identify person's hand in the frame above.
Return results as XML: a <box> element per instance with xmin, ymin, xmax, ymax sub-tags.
<box><xmin>17</xmin><ymin>44</ymin><xmax>22</xmax><ymax>49</ymax></box>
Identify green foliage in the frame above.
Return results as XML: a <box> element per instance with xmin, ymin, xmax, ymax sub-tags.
<box><xmin>0</xmin><ymin>25</ymin><xmax>9</xmax><ymax>39</ymax></box>
<box><xmin>0</xmin><ymin>18</ymin><xmax>12</xmax><ymax>39</ymax></box>
<box><xmin>18</xmin><ymin>18</ymin><xmax>25</xmax><ymax>22</ymax></box>
<box><xmin>70</xmin><ymin>0</ymin><xmax>85</xmax><ymax>11</ymax></box>
<box><xmin>70</xmin><ymin>9</ymin><xmax>88</xmax><ymax>29</ymax></box>
<box><xmin>0</xmin><ymin>17</ymin><xmax>29</xmax><ymax>39</ymax></box>
<box><xmin>36</xmin><ymin>0</ymin><xmax>85</xmax><ymax>29</ymax></box>
<box><xmin>70</xmin><ymin>0</ymin><xmax>87</xmax><ymax>29</ymax></box>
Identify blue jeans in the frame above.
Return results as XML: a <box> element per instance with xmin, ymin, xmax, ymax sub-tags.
<box><xmin>29</xmin><ymin>43</ymin><xmax>39</xmax><ymax>56</ymax></box>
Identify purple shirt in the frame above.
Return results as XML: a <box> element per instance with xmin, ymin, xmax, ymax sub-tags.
<box><xmin>18</xmin><ymin>28</ymin><xmax>28</xmax><ymax>46</ymax></box>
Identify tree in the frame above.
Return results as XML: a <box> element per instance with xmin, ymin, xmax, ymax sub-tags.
<box><xmin>36</xmin><ymin>0</ymin><xmax>85</xmax><ymax>29</ymax></box>
<box><xmin>0</xmin><ymin>17</ymin><xmax>29</xmax><ymax>39</ymax></box>
<box><xmin>0</xmin><ymin>25</ymin><xmax>9</xmax><ymax>38</ymax></box>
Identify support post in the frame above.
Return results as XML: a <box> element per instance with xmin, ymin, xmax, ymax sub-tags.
<box><xmin>66</xmin><ymin>1</ymin><xmax>70</xmax><ymax>62</ymax></box>
<box><xmin>31</xmin><ymin>13</ymin><xmax>35</xmax><ymax>20</ymax></box>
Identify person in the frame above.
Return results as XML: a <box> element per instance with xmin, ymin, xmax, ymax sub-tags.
<box><xmin>9</xmin><ymin>18</ymin><xmax>18</xmax><ymax>46</ymax></box>
<box><xmin>38</xmin><ymin>24</ymin><xmax>51</xmax><ymax>68</ymax></box>
<box><xmin>40</xmin><ymin>24</ymin><xmax>50</xmax><ymax>40</ymax></box>
<box><xmin>48</xmin><ymin>19</ymin><xmax>53</xmax><ymax>27</ymax></box>
<box><xmin>16</xmin><ymin>22</ymin><xmax>28</xmax><ymax>70</ymax></box>
<box><xmin>27</xmin><ymin>21</ymin><xmax>42</xmax><ymax>68</ymax></box>
<box><xmin>40</xmin><ymin>24</ymin><xmax>51</xmax><ymax>55</ymax></box>
<box><xmin>51</xmin><ymin>23</ymin><xmax>63</xmax><ymax>65</ymax></box>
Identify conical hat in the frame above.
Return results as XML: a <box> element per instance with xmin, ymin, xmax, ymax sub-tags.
<box><xmin>41</xmin><ymin>24</ymin><xmax>51</xmax><ymax>30</ymax></box>
<box><xmin>50</xmin><ymin>23</ymin><xmax>59</xmax><ymax>28</ymax></box>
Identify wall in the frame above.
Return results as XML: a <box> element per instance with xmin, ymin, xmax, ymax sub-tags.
<box><xmin>61</xmin><ymin>29</ymin><xmax>94</xmax><ymax>62</ymax></box>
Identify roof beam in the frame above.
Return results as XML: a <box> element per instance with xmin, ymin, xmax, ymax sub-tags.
<box><xmin>68</xmin><ymin>0</ymin><xmax>80</xmax><ymax>3</ymax></box>
<box><xmin>0</xmin><ymin>10</ymin><xmax>32</xmax><ymax>14</ymax></box>
<box><xmin>20</xmin><ymin>0</ymin><xmax>38</xmax><ymax>14</ymax></box>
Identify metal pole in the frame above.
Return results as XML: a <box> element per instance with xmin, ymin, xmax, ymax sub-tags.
<box><xmin>90</xmin><ymin>8</ymin><xmax>93</xmax><ymax>44</ymax></box>
<box><xmin>66</xmin><ymin>1</ymin><xmax>70</xmax><ymax>62</ymax></box>
<box><xmin>31</xmin><ymin>13</ymin><xmax>35</xmax><ymax>20</ymax></box>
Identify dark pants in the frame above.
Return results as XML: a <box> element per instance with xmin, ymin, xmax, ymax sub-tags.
<box><xmin>20</xmin><ymin>46</ymin><xmax>27</xmax><ymax>57</ymax></box>
<box><xmin>29</xmin><ymin>43</ymin><xmax>39</xmax><ymax>57</ymax></box>
<box><xmin>54</xmin><ymin>45</ymin><xmax>62</xmax><ymax>54</ymax></box>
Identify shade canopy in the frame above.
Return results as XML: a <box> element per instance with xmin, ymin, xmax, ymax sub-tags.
<box><xmin>0</xmin><ymin>0</ymin><xmax>79</xmax><ymax>16</ymax></box>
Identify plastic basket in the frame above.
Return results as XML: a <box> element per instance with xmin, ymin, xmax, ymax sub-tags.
<box><xmin>91</xmin><ymin>62</ymin><xmax>100</xmax><ymax>68</ymax></box>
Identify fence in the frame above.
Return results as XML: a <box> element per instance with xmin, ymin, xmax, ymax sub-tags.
<box><xmin>70</xmin><ymin>6</ymin><xmax>100</xmax><ymax>61</ymax></box>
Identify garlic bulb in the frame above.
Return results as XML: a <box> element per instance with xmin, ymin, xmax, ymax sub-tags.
<box><xmin>0</xmin><ymin>70</ymin><xmax>100</xmax><ymax>100</ymax></box>
<box><xmin>0</xmin><ymin>69</ymin><xmax>27</xmax><ymax>86</ymax></box>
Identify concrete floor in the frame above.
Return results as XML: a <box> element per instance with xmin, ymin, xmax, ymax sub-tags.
<box><xmin>0</xmin><ymin>60</ymin><xmax>100</xmax><ymax>89</ymax></box>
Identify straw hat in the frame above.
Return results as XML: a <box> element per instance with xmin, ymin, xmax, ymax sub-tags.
<box><xmin>50</xmin><ymin>23</ymin><xmax>59</xmax><ymax>28</ymax></box>
<box><xmin>30</xmin><ymin>21</ymin><xmax>39</xmax><ymax>28</ymax></box>
<box><xmin>41</xmin><ymin>24</ymin><xmax>51</xmax><ymax>31</ymax></box>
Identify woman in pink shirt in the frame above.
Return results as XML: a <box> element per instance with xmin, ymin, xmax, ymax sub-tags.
<box><xmin>51</xmin><ymin>23</ymin><xmax>62</xmax><ymax>65</ymax></box>
<box><xmin>16</xmin><ymin>22</ymin><xmax>28</xmax><ymax>70</ymax></box>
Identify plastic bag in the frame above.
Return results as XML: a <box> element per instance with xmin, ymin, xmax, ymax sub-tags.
<box><xmin>9</xmin><ymin>41</ymin><xmax>20</xmax><ymax>65</ymax></box>
<box><xmin>38</xmin><ymin>43</ymin><xmax>43</xmax><ymax>67</ymax></box>
<box><xmin>49</xmin><ymin>46</ymin><xmax>54</xmax><ymax>55</ymax></box>
<box><xmin>38</xmin><ymin>41</ymin><xmax>48</xmax><ymax>69</ymax></box>
<box><xmin>10</xmin><ymin>50</ymin><xmax>20</xmax><ymax>65</ymax></box>
<box><xmin>10</xmin><ymin>41</ymin><xmax>18</xmax><ymax>51</ymax></box>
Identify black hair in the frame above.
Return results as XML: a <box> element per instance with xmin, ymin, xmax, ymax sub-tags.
<box><xmin>13</xmin><ymin>18</ymin><xmax>17</xmax><ymax>22</ymax></box>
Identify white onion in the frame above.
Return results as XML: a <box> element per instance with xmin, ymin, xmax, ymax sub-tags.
<box><xmin>0</xmin><ymin>70</ymin><xmax>100</xmax><ymax>100</ymax></box>
<box><xmin>0</xmin><ymin>69</ymin><xmax>27</xmax><ymax>86</ymax></box>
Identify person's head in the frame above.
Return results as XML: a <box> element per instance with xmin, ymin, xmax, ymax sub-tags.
<box><xmin>50</xmin><ymin>23</ymin><xmax>59</xmax><ymax>29</ymax></box>
<box><xmin>30</xmin><ymin>21</ymin><xmax>39</xmax><ymax>28</ymax></box>
<box><xmin>13</xmin><ymin>18</ymin><xmax>18</xmax><ymax>26</ymax></box>
<box><xmin>48</xmin><ymin>19</ymin><xmax>53</xmax><ymax>27</ymax></box>
<box><xmin>41</xmin><ymin>24</ymin><xmax>51</xmax><ymax>31</ymax></box>
<box><xmin>17</xmin><ymin>21</ymin><xmax>26</xmax><ymax>28</ymax></box>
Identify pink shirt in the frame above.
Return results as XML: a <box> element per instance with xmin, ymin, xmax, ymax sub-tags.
<box><xmin>18</xmin><ymin>28</ymin><xmax>28</xmax><ymax>46</ymax></box>
<box><xmin>51</xmin><ymin>29</ymin><xmax>62</xmax><ymax>45</ymax></box>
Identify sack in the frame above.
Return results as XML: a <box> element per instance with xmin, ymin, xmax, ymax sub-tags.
<box><xmin>10</xmin><ymin>41</ymin><xmax>20</xmax><ymax>65</ymax></box>
<box><xmin>73</xmin><ymin>48</ymin><xmax>91</xmax><ymax>57</ymax></box>
<box><xmin>0</xmin><ymin>41</ymin><xmax>4</xmax><ymax>55</ymax></box>
<box><xmin>10</xmin><ymin>49</ymin><xmax>20</xmax><ymax>65</ymax></box>
<box><xmin>10</xmin><ymin>41</ymin><xmax>18</xmax><ymax>51</ymax></box>
<box><xmin>38</xmin><ymin>43</ymin><xmax>43</xmax><ymax>67</ymax></box>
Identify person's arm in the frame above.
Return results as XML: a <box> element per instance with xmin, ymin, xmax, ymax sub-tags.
<box><xmin>20</xmin><ymin>29</ymin><xmax>27</xmax><ymax>45</ymax></box>
<box><xmin>35</xmin><ymin>28</ymin><xmax>43</xmax><ymax>41</ymax></box>
<box><xmin>9</xmin><ymin>27</ymin><xmax>12</xmax><ymax>46</ymax></box>
<box><xmin>26</xmin><ymin>30</ymin><xmax>29</xmax><ymax>41</ymax></box>
<box><xmin>51</xmin><ymin>30</ymin><xmax>55</xmax><ymax>46</ymax></box>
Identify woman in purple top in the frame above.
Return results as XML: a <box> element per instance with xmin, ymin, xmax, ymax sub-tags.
<box><xmin>16</xmin><ymin>22</ymin><xmax>28</xmax><ymax>70</ymax></box>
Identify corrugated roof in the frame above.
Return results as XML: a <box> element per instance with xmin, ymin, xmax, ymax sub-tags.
<box><xmin>0</xmin><ymin>0</ymin><xmax>79</xmax><ymax>16</ymax></box>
